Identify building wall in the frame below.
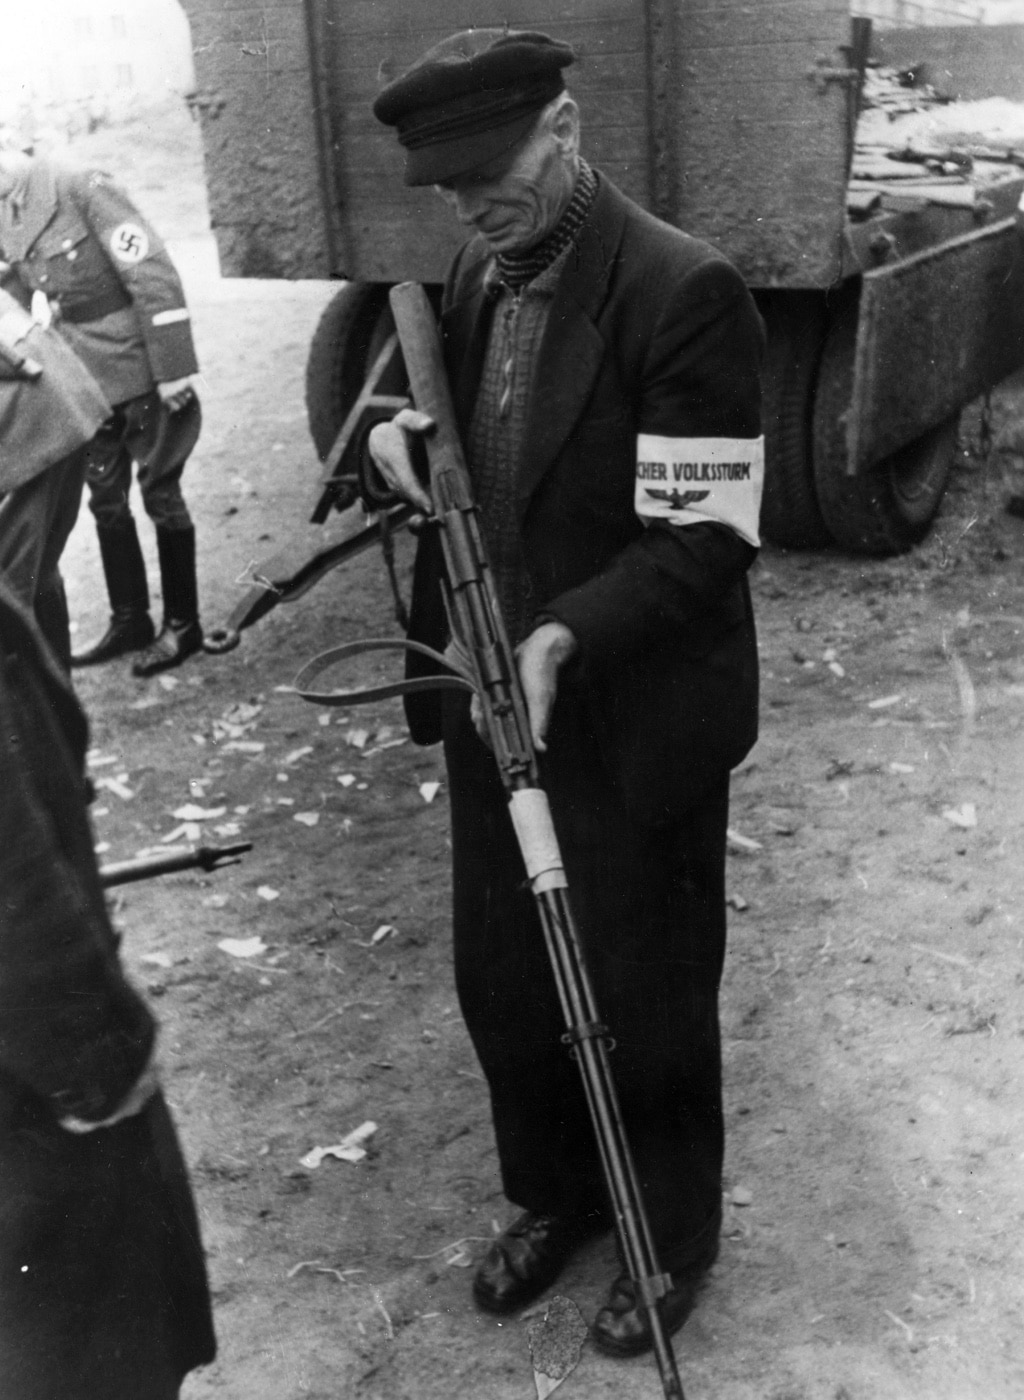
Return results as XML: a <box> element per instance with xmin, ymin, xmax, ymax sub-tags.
<box><xmin>0</xmin><ymin>0</ymin><xmax>194</xmax><ymax>129</ymax></box>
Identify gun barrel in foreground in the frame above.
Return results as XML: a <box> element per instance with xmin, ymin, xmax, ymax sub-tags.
<box><xmin>387</xmin><ymin>282</ymin><xmax>687</xmax><ymax>1400</ymax></box>
<box><xmin>99</xmin><ymin>841</ymin><xmax>253</xmax><ymax>888</ymax></box>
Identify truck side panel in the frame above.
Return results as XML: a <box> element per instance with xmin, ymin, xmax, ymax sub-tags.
<box><xmin>674</xmin><ymin>0</ymin><xmax>852</xmax><ymax>287</ymax></box>
<box><xmin>182</xmin><ymin>0</ymin><xmax>334</xmax><ymax>278</ymax></box>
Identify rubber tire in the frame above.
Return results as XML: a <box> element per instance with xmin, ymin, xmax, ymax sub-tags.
<box><xmin>304</xmin><ymin>282</ymin><xmax>395</xmax><ymax>461</ymax></box>
<box><xmin>758</xmin><ymin>293</ymin><xmax>833</xmax><ymax>549</ymax></box>
<box><xmin>812</xmin><ymin>287</ymin><xmax>959</xmax><ymax>556</ymax></box>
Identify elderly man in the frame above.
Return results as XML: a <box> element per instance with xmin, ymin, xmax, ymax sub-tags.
<box><xmin>370</xmin><ymin>29</ymin><xmax>764</xmax><ymax>1355</ymax></box>
<box><xmin>0</xmin><ymin>142</ymin><xmax>203</xmax><ymax>676</ymax></box>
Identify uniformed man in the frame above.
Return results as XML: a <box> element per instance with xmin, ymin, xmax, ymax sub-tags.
<box><xmin>0</xmin><ymin>141</ymin><xmax>204</xmax><ymax>676</ymax></box>
<box><xmin>0</xmin><ymin>282</ymin><xmax>110</xmax><ymax>666</ymax></box>
<box><xmin>369</xmin><ymin>29</ymin><xmax>763</xmax><ymax>1357</ymax></box>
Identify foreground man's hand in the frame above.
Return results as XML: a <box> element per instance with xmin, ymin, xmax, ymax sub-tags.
<box><xmin>367</xmin><ymin>407</ymin><xmax>435</xmax><ymax>513</ymax></box>
<box><xmin>516</xmin><ymin>621</ymin><xmax>577</xmax><ymax>752</ymax></box>
<box><xmin>157</xmin><ymin>376</ymin><xmax>196</xmax><ymax>412</ymax></box>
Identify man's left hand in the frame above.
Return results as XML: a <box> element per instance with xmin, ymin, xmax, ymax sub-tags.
<box><xmin>515</xmin><ymin>621</ymin><xmax>577</xmax><ymax>753</ymax></box>
<box><xmin>156</xmin><ymin>376</ymin><xmax>195</xmax><ymax>412</ymax></box>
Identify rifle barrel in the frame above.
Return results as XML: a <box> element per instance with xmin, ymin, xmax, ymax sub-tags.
<box><xmin>99</xmin><ymin>842</ymin><xmax>252</xmax><ymax>888</ymax></box>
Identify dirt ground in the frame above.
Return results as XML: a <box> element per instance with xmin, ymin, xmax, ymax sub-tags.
<box><xmin>52</xmin><ymin>103</ymin><xmax>1024</xmax><ymax>1400</ymax></box>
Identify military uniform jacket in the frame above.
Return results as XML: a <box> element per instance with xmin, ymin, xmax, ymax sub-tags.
<box><xmin>407</xmin><ymin>175</ymin><xmax>765</xmax><ymax>824</ymax></box>
<box><xmin>0</xmin><ymin>582</ymin><xmax>215</xmax><ymax>1397</ymax></box>
<box><xmin>0</xmin><ymin>158</ymin><xmax>198</xmax><ymax>407</ymax></box>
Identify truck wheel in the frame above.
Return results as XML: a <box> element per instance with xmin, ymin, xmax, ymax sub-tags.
<box><xmin>305</xmin><ymin>282</ymin><xmax>394</xmax><ymax>460</ymax></box>
<box><xmin>812</xmin><ymin>289</ymin><xmax>958</xmax><ymax>555</ymax></box>
<box><xmin>759</xmin><ymin>294</ymin><xmax>833</xmax><ymax>549</ymax></box>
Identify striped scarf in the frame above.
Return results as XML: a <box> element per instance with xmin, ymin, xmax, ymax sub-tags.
<box><xmin>494</xmin><ymin>160</ymin><xmax>598</xmax><ymax>290</ymax></box>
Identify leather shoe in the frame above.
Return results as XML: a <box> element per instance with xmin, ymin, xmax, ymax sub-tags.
<box><xmin>131</xmin><ymin>619</ymin><xmax>204</xmax><ymax>677</ymax></box>
<box><xmin>72</xmin><ymin>611</ymin><xmax>154</xmax><ymax>667</ymax></box>
<box><xmin>473</xmin><ymin>1211</ymin><xmax>591</xmax><ymax>1315</ymax></box>
<box><xmin>592</xmin><ymin>1250</ymin><xmax>717</xmax><ymax>1357</ymax></box>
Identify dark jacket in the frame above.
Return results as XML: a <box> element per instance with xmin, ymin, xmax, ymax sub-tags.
<box><xmin>0</xmin><ymin>582</ymin><xmax>214</xmax><ymax>1398</ymax></box>
<box><xmin>407</xmin><ymin>175</ymin><xmax>764</xmax><ymax>824</ymax></box>
<box><xmin>0</xmin><ymin>158</ymin><xmax>198</xmax><ymax>406</ymax></box>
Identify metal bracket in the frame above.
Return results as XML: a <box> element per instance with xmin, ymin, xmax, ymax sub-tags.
<box><xmin>806</xmin><ymin>56</ymin><xmax>860</xmax><ymax>95</ymax></box>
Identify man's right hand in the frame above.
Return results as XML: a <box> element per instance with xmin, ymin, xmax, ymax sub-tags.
<box><xmin>367</xmin><ymin>407</ymin><xmax>435</xmax><ymax>514</ymax></box>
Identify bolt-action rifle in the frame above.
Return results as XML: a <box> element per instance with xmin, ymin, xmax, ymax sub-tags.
<box><xmin>294</xmin><ymin>283</ymin><xmax>687</xmax><ymax>1400</ymax></box>
<box><xmin>99</xmin><ymin>841</ymin><xmax>252</xmax><ymax>888</ymax></box>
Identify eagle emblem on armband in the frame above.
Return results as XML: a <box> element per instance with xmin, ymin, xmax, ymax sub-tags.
<box><xmin>645</xmin><ymin>488</ymin><xmax>710</xmax><ymax>510</ymax></box>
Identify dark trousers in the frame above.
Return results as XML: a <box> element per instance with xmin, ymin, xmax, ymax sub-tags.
<box><xmin>0</xmin><ymin>454</ymin><xmax>87</xmax><ymax>667</ymax></box>
<box><xmin>84</xmin><ymin>391</ymin><xmax>198</xmax><ymax>532</ymax></box>
<box><xmin>443</xmin><ymin>684</ymin><xmax>729</xmax><ymax>1270</ymax></box>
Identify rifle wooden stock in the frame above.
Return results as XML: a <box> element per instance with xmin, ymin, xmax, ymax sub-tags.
<box><xmin>388</xmin><ymin>281</ymin><xmax>687</xmax><ymax>1400</ymax></box>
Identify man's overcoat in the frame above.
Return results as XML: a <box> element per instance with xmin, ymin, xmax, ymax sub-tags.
<box><xmin>0</xmin><ymin>582</ymin><xmax>215</xmax><ymax>1397</ymax></box>
<box><xmin>407</xmin><ymin>175</ymin><xmax>764</xmax><ymax>826</ymax></box>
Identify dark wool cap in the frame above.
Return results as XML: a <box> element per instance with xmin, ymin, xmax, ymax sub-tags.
<box><xmin>373</xmin><ymin>28</ymin><xmax>575</xmax><ymax>186</ymax></box>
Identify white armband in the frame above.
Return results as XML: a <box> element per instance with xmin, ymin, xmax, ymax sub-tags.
<box><xmin>635</xmin><ymin>434</ymin><xmax>764</xmax><ymax>547</ymax></box>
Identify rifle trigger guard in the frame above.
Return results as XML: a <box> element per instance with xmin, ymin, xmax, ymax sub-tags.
<box><xmin>292</xmin><ymin>637</ymin><xmax>477</xmax><ymax>707</ymax></box>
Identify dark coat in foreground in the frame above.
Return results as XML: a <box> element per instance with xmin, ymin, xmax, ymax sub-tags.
<box><xmin>404</xmin><ymin>175</ymin><xmax>765</xmax><ymax>1263</ymax></box>
<box><xmin>0</xmin><ymin>582</ymin><xmax>215</xmax><ymax>1398</ymax></box>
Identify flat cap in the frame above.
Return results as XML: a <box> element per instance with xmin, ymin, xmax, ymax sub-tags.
<box><xmin>373</xmin><ymin>28</ymin><xmax>575</xmax><ymax>186</ymax></box>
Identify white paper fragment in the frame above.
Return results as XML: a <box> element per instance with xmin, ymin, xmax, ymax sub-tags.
<box><xmin>943</xmin><ymin>803</ymin><xmax>978</xmax><ymax>829</ymax></box>
<box><xmin>356</xmin><ymin>783</ymin><xmax>368</xmax><ymax>791</ymax></box>
<box><xmin>276</xmin><ymin>797</ymin><xmax>295</xmax><ymax>806</ymax></box>
<box><xmin>285</xmin><ymin>746</ymin><xmax>314</xmax><ymax>765</ymax></box>
<box><xmin>219</xmin><ymin>936</ymin><xmax>267</xmax><ymax>958</ymax></box>
<box><xmin>419</xmin><ymin>782</ymin><xmax>441</xmax><ymax>804</ymax></box>
<box><xmin>172</xmin><ymin>803</ymin><xmax>228</xmax><ymax>821</ymax></box>
<box><xmin>300</xmin><ymin>1121</ymin><xmax>378</xmax><ymax>1169</ymax></box>
<box><xmin>726</xmin><ymin>893</ymin><xmax>749</xmax><ymax>912</ymax></box>
<box><xmin>161</xmin><ymin>822</ymin><xmax>202</xmax><ymax>844</ymax></box>
<box><xmin>222</xmin><ymin>740</ymin><xmax>265</xmax><ymax>754</ymax></box>
<box><xmin>256</xmin><ymin>886</ymin><xmax>281</xmax><ymax>901</ymax></box>
<box><xmin>822</xmin><ymin>647</ymin><xmax>837</xmax><ymax>663</ymax></box>
<box><xmin>732</xmin><ymin>1185</ymin><xmax>754</xmax><ymax>1207</ymax></box>
<box><xmin>889</xmin><ymin>762</ymin><xmax>915</xmax><ymax>774</ymax></box>
<box><xmin>318</xmin><ymin>714</ymin><xmax>331</xmax><ymax>727</ymax></box>
<box><xmin>345</xmin><ymin>728</ymin><xmax>369</xmax><ymax>749</ymax></box>
<box><xmin>337</xmin><ymin>774</ymin><xmax>356</xmax><ymax>787</ymax></box>
<box><xmin>140</xmin><ymin>952</ymin><xmax>173</xmax><ymax>969</ymax></box>
<box><xmin>129</xmin><ymin>696</ymin><xmax>161</xmax><ymax>710</ymax></box>
<box><xmin>234</xmin><ymin>805</ymin><xmax>251</xmax><ymax>815</ymax></box>
<box><xmin>294</xmin><ymin>811</ymin><xmax>320</xmax><ymax>827</ymax></box>
<box><xmin>868</xmin><ymin>694</ymin><xmax>903</xmax><ymax>710</ymax></box>
<box><xmin>192</xmin><ymin>734</ymin><xmax>207</xmax><ymax>745</ymax></box>
<box><xmin>202</xmin><ymin>894</ymin><xmax>229</xmax><ymax>909</ymax></box>
<box><xmin>528</xmin><ymin>1297</ymin><xmax>588</xmax><ymax>1400</ymax></box>
<box><xmin>158</xmin><ymin>675</ymin><xmax>179</xmax><ymax>691</ymax></box>
<box><xmin>727</xmin><ymin>828</ymin><xmax>762</xmax><ymax>853</ymax></box>
<box><xmin>215</xmin><ymin>822</ymin><xmax>242</xmax><ymax>837</ymax></box>
<box><xmin>93</xmin><ymin>841</ymin><xmax>110</xmax><ymax>855</ymax></box>
<box><xmin>92</xmin><ymin>807</ymin><xmax>109</xmax><ymax>818</ymax></box>
<box><xmin>371</xmin><ymin>925</ymin><xmax>396</xmax><ymax>944</ymax></box>
<box><xmin>828</xmin><ymin>661</ymin><xmax>846</xmax><ymax>678</ymax></box>
<box><xmin>88</xmin><ymin>753</ymin><xmax>119</xmax><ymax>768</ymax></box>
<box><xmin>96</xmin><ymin>776</ymin><xmax>134</xmax><ymax>801</ymax></box>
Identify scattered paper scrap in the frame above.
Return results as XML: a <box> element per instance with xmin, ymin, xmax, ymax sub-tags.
<box><xmin>294</xmin><ymin>811</ymin><xmax>320</xmax><ymax>827</ymax></box>
<box><xmin>337</xmin><ymin>774</ymin><xmax>356</xmax><ymax>787</ymax></box>
<box><xmin>215</xmin><ymin>822</ymin><xmax>242</xmax><ymax>837</ymax></box>
<box><xmin>140</xmin><ymin>952</ymin><xmax>173</xmax><ymax>969</ymax></box>
<box><xmin>202</xmin><ymin>894</ymin><xmax>229</xmax><ymax>909</ymax></box>
<box><xmin>222</xmin><ymin>740</ymin><xmax>265</xmax><ymax>754</ymax></box>
<box><xmin>889</xmin><ymin>762</ymin><xmax>915</xmax><ymax>774</ymax></box>
<box><xmin>96</xmin><ymin>775</ymin><xmax>134</xmax><ymax>801</ymax></box>
<box><xmin>828</xmin><ymin>661</ymin><xmax>846</xmax><ymax>678</ymax></box>
<box><xmin>356</xmin><ymin>783</ymin><xmax>368</xmax><ymax>791</ymax></box>
<box><xmin>345</xmin><ymin>728</ymin><xmax>369</xmax><ymax>749</ymax></box>
<box><xmin>528</xmin><ymin>1296</ymin><xmax>588</xmax><ymax>1400</ymax></box>
<box><xmin>219</xmin><ymin>936</ymin><xmax>267</xmax><ymax>959</ymax></box>
<box><xmin>868</xmin><ymin>694</ymin><xmax>903</xmax><ymax>710</ymax></box>
<box><xmin>172</xmin><ymin>803</ymin><xmax>227</xmax><ymax>821</ymax></box>
<box><xmin>943</xmin><ymin>803</ymin><xmax>977</xmax><ymax>829</ymax></box>
<box><xmin>93</xmin><ymin>841</ymin><xmax>110</xmax><ymax>855</ymax></box>
<box><xmin>318</xmin><ymin>714</ymin><xmax>331</xmax><ymax>727</ymax></box>
<box><xmin>419</xmin><ymin>781</ymin><xmax>441</xmax><ymax>804</ymax></box>
<box><xmin>371</xmin><ymin>925</ymin><xmax>396</xmax><ymax>944</ymax></box>
<box><xmin>731</xmin><ymin>1185</ymin><xmax>754</xmax><ymax>1207</ymax></box>
<box><xmin>300</xmin><ymin>1121</ymin><xmax>378</xmax><ymax>1169</ymax></box>
<box><xmin>161</xmin><ymin>822</ymin><xmax>202</xmax><ymax>844</ymax></box>
<box><xmin>726</xmin><ymin>893</ymin><xmax>749</xmax><ymax>912</ymax></box>
<box><xmin>727</xmin><ymin>828</ymin><xmax>762</xmax><ymax>853</ymax></box>
<box><xmin>92</xmin><ymin>807</ymin><xmax>109</xmax><ymax>817</ymax></box>
<box><xmin>129</xmin><ymin>696</ymin><xmax>161</xmax><ymax>711</ymax></box>
<box><xmin>87</xmin><ymin>753</ymin><xmax>119</xmax><ymax>768</ymax></box>
<box><xmin>285</xmin><ymin>746</ymin><xmax>314</xmax><ymax>765</ymax></box>
<box><xmin>158</xmin><ymin>675</ymin><xmax>179</xmax><ymax>691</ymax></box>
<box><xmin>276</xmin><ymin>797</ymin><xmax>295</xmax><ymax>806</ymax></box>
<box><xmin>234</xmin><ymin>805</ymin><xmax>251</xmax><ymax>815</ymax></box>
<box><xmin>256</xmin><ymin>885</ymin><xmax>281</xmax><ymax>902</ymax></box>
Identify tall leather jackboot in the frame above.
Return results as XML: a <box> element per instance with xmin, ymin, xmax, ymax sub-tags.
<box><xmin>132</xmin><ymin>525</ymin><xmax>203</xmax><ymax>677</ymax></box>
<box><xmin>71</xmin><ymin>519</ymin><xmax>155</xmax><ymax>667</ymax></box>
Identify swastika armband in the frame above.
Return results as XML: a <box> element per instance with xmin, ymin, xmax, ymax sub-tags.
<box><xmin>635</xmin><ymin>433</ymin><xmax>764</xmax><ymax>546</ymax></box>
<box><xmin>108</xmin><ymin>221</ymin><xmax>150</xmax><ymax>264</ymax></box>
